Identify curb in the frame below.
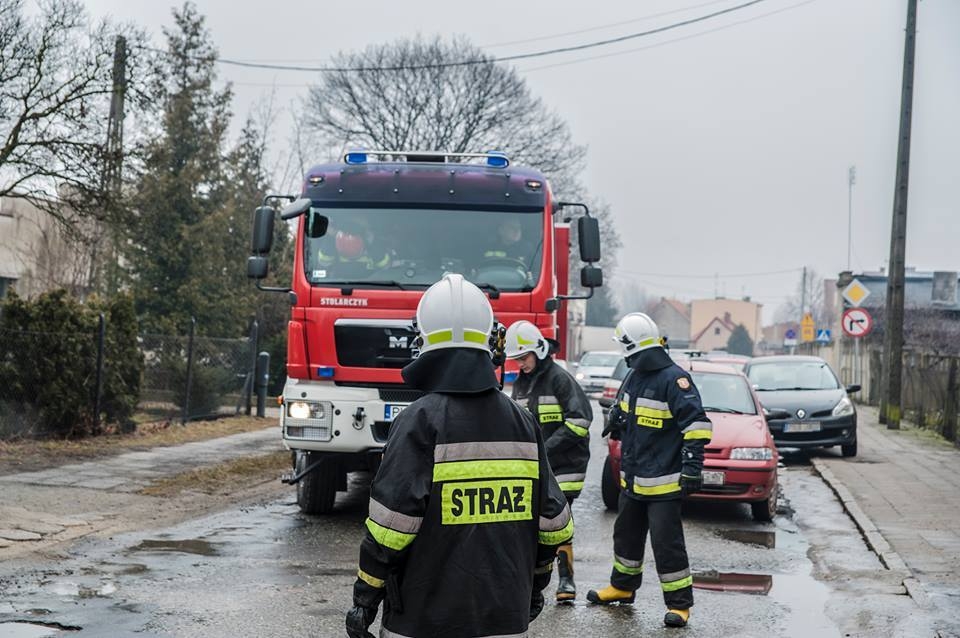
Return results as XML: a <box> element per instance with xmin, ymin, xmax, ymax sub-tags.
<box><xmin>810</xmin><ymin>458</ymin><xmax>931</xmax><ymax>609</ymax></box>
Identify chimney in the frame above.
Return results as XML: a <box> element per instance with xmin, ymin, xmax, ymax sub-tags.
<box><xmin>724</xmin><ymin>312</ymin><xmax>731</xmax><ymax>323</ymax></box>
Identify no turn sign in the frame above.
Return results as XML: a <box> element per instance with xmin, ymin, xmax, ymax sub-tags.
<box><xmin>842</xmin><ymin>307</ymin><xmax>873</xmax><ymax>338</ymax></box>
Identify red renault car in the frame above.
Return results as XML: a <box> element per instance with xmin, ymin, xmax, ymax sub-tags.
<box><xmin>601</xmin><ymin>360</ymin><xmax>779</xmax><ymax>521</ymax></box>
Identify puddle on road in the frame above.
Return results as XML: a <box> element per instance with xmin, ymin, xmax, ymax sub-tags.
<box><xmin>693</xmin><ymin>570</ymin><xmax>773</xmax><ymax>595</ymax></box>
<box><xmin>715</xmin><ymin>529</ymin><xmax>776</xmax><ymax>548</ymax></box>
<box><xmin>0</xmin><ymin>621</ymin><xmax>80</xmax><ymax>636</ymax></box>
<box><xmin>129</xmin><ymin>538</ymin><xmax>219</xmax><ymax>556</ymax></box>
<box><xmin>44</xmin><ymin>580</ymin><xmax>117</xmax><ymax>598</ymax></box>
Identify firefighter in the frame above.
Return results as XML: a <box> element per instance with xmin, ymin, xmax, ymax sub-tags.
<box><xmin>505</xmin><ymin>320</ymin><xmax>592</xmax><ymax>602</ymax></box>
<box><xmin>316</xmin><ymin>219</ymin><xmax>390</xmax><ymax>275</ymax></box>
<box><xmin>345</xmin><ymin>274</ymin><xmax>573</xmax><ymax>638</ymax></box>
<box><xmin>586</xmin><ymin>312</ymin><xmax>712</xmax><ymax>629</ymax></box>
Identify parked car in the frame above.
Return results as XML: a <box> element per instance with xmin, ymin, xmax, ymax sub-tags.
<box><xmin>574</xmin><ymin>350</ymin><xmax>622</xmax><ymax>396</ymax></box>
<box><xmin>703</xmin><ymin>352</ymin><xmax>751</xmax><ymax>372</ymax></box>
<box><xmin>601</xmin><ymin>360</ymin><xmax>779</xmax><ymax>522</ymax></box>
<box><xmin>598</xmin><ymin>358</ymin><xmax>629</xmax><ymax>413</ymax></box>
<box><xmin>743</xmin><ymin>355</ymin><xmax>860</xmax><ymax>457</ymax></box>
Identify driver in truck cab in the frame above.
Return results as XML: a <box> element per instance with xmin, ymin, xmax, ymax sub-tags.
<box><xmin>314</xmin><ymin>218</ymin><xmax>390</xmax><ymax>277</ymax></box>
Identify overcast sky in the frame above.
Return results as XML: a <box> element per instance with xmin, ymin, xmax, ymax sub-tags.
<box><xmin>85</xmin><ymin>0</ymin><xmax>960</xmax><ymax>323</ymax></box>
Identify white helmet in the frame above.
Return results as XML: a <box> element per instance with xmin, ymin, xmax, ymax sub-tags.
<box><xmin>504</xmin><ymin>320</ymin><xmax>549</xmax><ymax>360</ymax></box>
<box><xmin>613</xmin><ymin>312</ymin><xmax>661</xmax><ymax>356</ymax></box>
<box><xmin>415</xmin><ymin>274</ymin><xmax>494</xmax><ymax>355</ymax></box>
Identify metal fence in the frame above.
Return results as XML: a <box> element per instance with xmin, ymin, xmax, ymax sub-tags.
<box><xmin>0</xmin><ymin>318</ymin><xmax>260</xmax><ymax>439</ymax></box>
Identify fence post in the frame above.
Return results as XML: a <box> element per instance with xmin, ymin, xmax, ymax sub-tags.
<box><xmin>255</xmin><ymin>351</ymin><xmax>270</xmax><ymax>418</ymax></box>
<box><xmin>182</xmin><ymin>317</ymin><xmax>196</xmax><ymax>426</ymax></box>
<box><xmin>246</xmin><ymin>320</ymin><xmax>259</xmax><ymax>416</ymax></box>
<box><xmin>93</xmin><ymin>313</ymin><xmax>106</xmax><ymax>434</ymax></box>
<box><xmin>944</xmin><ymin>357</ymin><xmax>958</xmax><ymax>445</ymax></box>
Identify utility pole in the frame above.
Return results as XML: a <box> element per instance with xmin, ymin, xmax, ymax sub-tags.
<box><xmin>800</xmin><ymin>266</ymin><xmax>807</xmax><ymax>317</ymax></box>
<box><xmin>91</xmin><ymin>35</ymin><xmax>127</xmax><ymax>296</ymax></box>
<box><xmin>882</xmin><ymin>0</ymin><xmax>918</xmax><ymax>430</ymax></box>
<box><xmin>847</xmin><ymin>165</ymin><xmax>856</xmax><ymax>270</ymax></box>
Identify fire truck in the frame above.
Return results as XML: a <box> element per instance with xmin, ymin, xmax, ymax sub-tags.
<box><xmin>248</xmin><ymin>150</ymin><xmax>602</xmax><ymax>514</ymax></box>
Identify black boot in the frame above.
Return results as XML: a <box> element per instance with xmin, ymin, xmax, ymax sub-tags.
<box><xmin>556</xmin><ymin>544</ymin><xmax>576</xmax><ymax>602</ymax></box>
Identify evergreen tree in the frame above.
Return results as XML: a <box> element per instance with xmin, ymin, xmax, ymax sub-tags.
<box><xmin>125</xmin><ymin>2</ymin><xmax>232</xmax><ymax>335</ymax></box>
<box><xmin>727</xmin><ymin>324</ymin><xmax>755</xmax><ymax>356</ymax></box>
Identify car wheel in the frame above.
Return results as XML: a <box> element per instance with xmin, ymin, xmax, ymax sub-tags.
<box><xmin>751</xmin><ymin>483</ymin><xmax>778</xmax><ymax>522</ymax></box>
<box><xmin>601</xmin><ymin>456</ymin><xmax>619</xmax><ymax>511</ymax></box>
<box><xmin>841</xmin><ymin>440</ymin><xmax>858</xmax><ymax>457</ymax></box>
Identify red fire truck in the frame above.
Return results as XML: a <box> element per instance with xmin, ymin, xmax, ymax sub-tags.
<box><xmin>248</xmin><ymin>150</ymin><xmax>602</xmax><ymax>514</ymax></box>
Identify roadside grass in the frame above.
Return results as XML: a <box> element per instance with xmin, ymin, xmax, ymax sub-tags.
<box><xmin>139</xmin><ymin>450</ymin><xmax>291</xmax><ymax>497</ymax></box>
<box><xmin>0</xmin><ymin>416</ymin><xmax>276</xmax><ymax>475</ymax></box>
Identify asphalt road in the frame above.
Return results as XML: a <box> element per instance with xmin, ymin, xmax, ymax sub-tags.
<box><xmin>0</xmin><ymin>404</ymin><xmax>928</xmax><ymax>638</ymax></box>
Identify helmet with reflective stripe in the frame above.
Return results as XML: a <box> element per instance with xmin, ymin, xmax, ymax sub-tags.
<box><xmin>415</xmin><ymin>274</ymin><xmax>494</xmax><ymax>354</ymax></box>
<box><xmin>504</xmin><ymin>320</ymin><xmax>549</xmax><ymax>360</ymax></box>
<box><xmin>613</xmin><ymin>312</ymin><xmax>661</xmax><ymax>356</ymax></box>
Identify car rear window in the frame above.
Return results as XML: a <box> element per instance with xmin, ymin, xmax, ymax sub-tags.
<box><xmin>690</xmin><ymin>372</ymin><xmax>757</xmax><ymax>415</ymax></box>
<box><xmin>747</xmin><ymin>360</ymin><xmax>840</xmax><ymax>391</ymax></box>
<box><xmin>579</xmin><ymin>352</ymin><xmax>621</xmax><ymax>367</ymax></box>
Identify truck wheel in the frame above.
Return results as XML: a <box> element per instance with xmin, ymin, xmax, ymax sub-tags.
<box><xmin>296</xmin><ymin>451</ymin><xmax>337</xmax><ymax>515</ymax></box>
<box><xmin>601</xmin><ymin>456</ymin><xmax>619</xmax><ymax>511</ymax></box>
<box><xmin>751</xmin><ymin>484</ymin><xmax>778</xmax><ymax>522</ymax></box>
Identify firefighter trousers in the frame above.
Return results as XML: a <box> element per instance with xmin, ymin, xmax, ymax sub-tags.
<box><xmin>609</xmin><ymin>493</ymin><xmax>694</xmax><ymax>609</ymax></box>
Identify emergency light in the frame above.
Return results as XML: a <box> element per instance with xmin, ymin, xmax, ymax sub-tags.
<box><xmin>317</xmin><ymin>366</ymin><xmax>335</xmax><ymax>378</ymax></box>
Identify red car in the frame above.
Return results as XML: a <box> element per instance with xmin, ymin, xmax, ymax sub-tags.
<box><xmin>601</xmin><ymin>360</ymin><xmax>779</xmax><ymax>521</ymax></box>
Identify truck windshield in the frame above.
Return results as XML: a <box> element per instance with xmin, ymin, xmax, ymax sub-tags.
<box><xmin>303</xmin><ymin>207</ymin><xmax>544</xmax><ymax>291</ymax></box>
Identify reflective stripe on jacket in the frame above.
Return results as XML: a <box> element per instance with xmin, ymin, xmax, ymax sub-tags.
<box><xmin>511</xmin><ymin>357</ymin><xmax>593</xmax><ymax>497</ymax></box>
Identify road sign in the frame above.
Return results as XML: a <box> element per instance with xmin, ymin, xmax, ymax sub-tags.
<box><xmin>785</xmin><ymin>328</ymin><xmax>797</xmax><ymax>340</ymax></box>
<box><xmin>841</xmin><ymin>307</ymin><xmax>873</xmax><ymax>338</ymax></box>
<box><xmin>815</xmin><ymin>329</ymin><xmax>831</xmax><ymax>343</ymax></box>
<box><xmin>842</xmin><ymin>279</ymin><xmax>871</xmax><ymax>307</ymax></box>
<box><xmin>783</xmin><ymin>338</ymin><xmax>798</xmax><ymax>347</ymax></box>
<box><xmin>801</xmin><ymin>313</ymin><xmax>815</xmax><ymax>342</ymax></box>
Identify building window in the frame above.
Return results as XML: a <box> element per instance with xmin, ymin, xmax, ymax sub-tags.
<box><xmin>714</xmin><ymin>327</ymin><xmax>721</xmax><ymax>336</ymax></box>
<box><xmin>0</xmin><ymin>277</ymin><xmax>14</xmax><ymax>299</ymax></box>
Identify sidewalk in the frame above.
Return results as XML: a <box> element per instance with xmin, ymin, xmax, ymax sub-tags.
<box><xmin>0</xmin><ymin>426</ymin><xmax>282</xmax><ymax>550</ymax></box>
<box><xmin>811</xmin><ymin>405</ymin><xmax>960</xmax><ymax>621</ymax></box>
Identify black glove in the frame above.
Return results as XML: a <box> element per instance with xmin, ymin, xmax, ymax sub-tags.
<box><xmin>346</xmin><ymin>604</ymin><xmax>378</xmax><ymax>638</ymax></box>
<box><xmin>680</xmin><ymin>474</ymin><xmax>702</xmax><ymax>497</ymax></box>
<box><xmin>602</xmin><ymin>407</ymin><xmax>627</xmax><ymax>439</ymax></box>
<box><xmin>529</xmin><ymin>589</ymin><xmax>545</xmax><ymax>622</ymax></box>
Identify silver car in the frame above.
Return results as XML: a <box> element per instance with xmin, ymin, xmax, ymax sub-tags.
<box><xmin>574</xmin><ymin>350</ymin><xmax>622</xmax><ymax>396</ymax></box>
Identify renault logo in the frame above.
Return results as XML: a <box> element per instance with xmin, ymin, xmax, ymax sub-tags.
<box><xmin>796</xmin><ymin>409</ymin><xmax>806</xmax><ymax>419</ymax></box>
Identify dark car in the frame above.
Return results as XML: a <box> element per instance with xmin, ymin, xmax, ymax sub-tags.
<box><xmin>743</xmin><ymin>355</ymin><xmax>861</xmax><ymax>457</ymax></box>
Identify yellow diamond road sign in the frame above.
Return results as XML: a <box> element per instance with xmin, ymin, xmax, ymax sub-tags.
<box><xmin>842</xmin><ymin>279</ymin><xmax>871</xmax><ymax>307</ymax></box>
<box><xmin>801</xmin><ymin>313</ymin><xmax>815</xmax><ymax>342</ymax></box>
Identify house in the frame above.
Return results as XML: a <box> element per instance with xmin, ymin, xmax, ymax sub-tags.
<box><xmin>691</xmin><ymin>312</ymin><xmax>739</xmax><ymax>352</ymax></box>
<box><xmin>690</xmin><ymin>297</ymin><xmax>763</xmax><ymax>345</ymax></box>
<box><xmin>648</xmin><ymin>297</ymin><xmax>691</xmax><ymax>348</ymax></box>
<box><xmin>0</xmin><ymin>196</ymin><xmax>92</xmax><ymax>300</ymax></box>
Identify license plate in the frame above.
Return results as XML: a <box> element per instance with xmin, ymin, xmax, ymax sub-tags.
<box><xmin>701</xmin><ymin>471</ymin><xmax>725</xmax><ymax>486</ymax></box>
<box><xmin>384</xmin><ymin>404</ymin><xmax>408</xmax><ymax>422</ymax></box>
<box><xmin>783</xmin><ymin>421</ymin><xmax>821</xmax><ymax>433</ymax></box>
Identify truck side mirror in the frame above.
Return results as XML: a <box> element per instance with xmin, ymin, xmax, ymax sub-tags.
<box><xmin>252</xmin><ymin>206</ymin><xmax>275</xmax><ymax>254</ymax></box>
<box><xmin>247</xmin><ymin>255</ymin><xmax>269</xmax><ymax>280</ymax></box>
<box><xmin>580</xmin><ymin>266</ymin><xmax>602</xmax><ymax>288</ymax></box>
<box><xmin>577</xmin><ymin>216</ymin><xmax>601</xmax><ymax>263</ymax></box>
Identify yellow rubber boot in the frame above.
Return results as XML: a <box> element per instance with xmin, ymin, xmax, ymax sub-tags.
<box><xmin>664</xmin><ymin>608</ymin><xmax>690</xmax><ymax>627</ymax></box>
<box><xmin>586</xmin><ymin>585</ymin><xmax>635</xmax><ymax>605</ymax></box>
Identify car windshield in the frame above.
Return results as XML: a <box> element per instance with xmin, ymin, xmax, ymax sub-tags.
<box><xmin>580</xmin><ymin>352</ymin><xmax>621</xmax><ymax>367</ymax></box>
<box><xmin>691</xmin><ymin>371</ymin><xmax>757</xmax><ymax>415</ymax></box>
<box><xmin>611</xmin><ymin>358</ymin><xmax>629</xmax><ymax>380</ymax></box>
<box><xmin>747</xmin><ymin>360</ymin><xmax>840</xmax><ymax>391</ymax></box>
<box><xmin>303</xmin><ymin>206</ymin><xmax>544</xmax><ymax>291</ymax></box>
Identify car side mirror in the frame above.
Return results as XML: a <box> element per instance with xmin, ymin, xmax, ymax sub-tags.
<box><xmin>845</xmin><ymin>384</ymin><xmax>861</xmax><ymax>394</ymax></box>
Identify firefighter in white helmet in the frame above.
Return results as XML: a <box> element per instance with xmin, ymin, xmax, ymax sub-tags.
<box><xmin>504</xmin><ymin>320</ymin><xmax>593</xmax><ymax>603</ymax></box>
<box><xmin>587</xmin><ymin>312</ymin><xmax>712</xmax><ymax>628</ymax></box>
<box><xmin>346</xmin><ymin>274</ymin><xmax>572</xmax><ymax>638</ymax></box>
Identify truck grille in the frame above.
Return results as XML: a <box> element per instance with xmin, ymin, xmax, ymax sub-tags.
<box><xmin>335</xmin><ymin>322</ymin><xmax>418</xmax><ymax>368</ymax></box>
<box><xmin>378</xmin><ymin>388</ymin><xmax>425</xmax><ymax>403</ymax></box>
<box><xmin>284</xmin><ymin>424</ymin><xmax>332</xmax><ymax>442</ymax></box>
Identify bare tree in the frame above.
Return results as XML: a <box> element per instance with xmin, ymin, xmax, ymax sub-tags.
<box><xmin>302</xmin><ymin>36</ymin><xmax>586</xmax><ymax>190</ymax></box>
<box><xmin>775</xmin><ymin>267</ymin><xmax>832</xmax><ymax>327</ymax></box>
<box><xmin>0</xmin><ymin>0</ymin><xmax>146</xmax><ymax>229</ymax></box>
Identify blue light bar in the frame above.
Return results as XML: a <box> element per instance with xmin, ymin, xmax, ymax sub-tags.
<box><xmin>504</xmin><ymin>371</ymin><xmax>519</xmax><ymax>384</ymax></box>
<box><xmin>317</xmin><ymin>366</ymin><xmax>335</xmax><ymax>378</ymax></box>
<box><xmin>486</xmin><ymin>151</ymin><xmax>509</xmax><ymax>168</ymax></box>
<box><xmin>344</xmin><ymin>151</ymin><xmax>368</xmax><ymax>164</ymax></box>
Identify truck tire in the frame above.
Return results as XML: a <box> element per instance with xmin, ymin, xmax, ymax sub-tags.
<box><xmin>296</xmin><ymin>451</ymin><xmax>337</xmax><ymax>515</ymax></box>
<box><xmin>601</xmin><ymin>456</ymin><xmax>619</xmax><ymax>511</ymax></box>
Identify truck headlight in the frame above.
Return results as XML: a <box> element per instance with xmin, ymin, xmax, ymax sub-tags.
<box><xmin>832</xmin><ymin>396</ymin><xmax>854</xmax><ymax>417</ymax></box>
<box><xmin>287</xmin><ymin>400</ymin><xmax>324</xmax><ymax>420</ymax></box>
<box><xmin>730</xmin><ymin>447</ymin><xmax>774</xmax><ymax>460</ymax></box>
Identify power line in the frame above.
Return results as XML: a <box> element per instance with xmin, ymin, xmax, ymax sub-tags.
<box><xmin>138</xmin><ymin>0</ymin><xmax>769</xmax><ymax>73</ymax></box>
<box><xmin>480</xmin><ymin>0</ymin><xmax>735</xmax><ymax>48</ymax></box>
<box><xmin>616</xmin><ymin>267</ymin><xmax>802</xmax><ymax>279</ymax></box>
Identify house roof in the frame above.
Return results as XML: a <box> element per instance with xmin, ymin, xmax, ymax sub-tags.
<box><xmin>691</xmin><ymin>315</ymin><xmax>738</xmax><ymax>343</ymax></box>
<box><xmin>654</xmin><ymin>297</ymin><xmax>690</xmax><ymax>320</ymax></box>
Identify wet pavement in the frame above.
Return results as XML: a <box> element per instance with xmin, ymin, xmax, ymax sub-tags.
<box><xmin>0</xmin><ymin>404</ymin><xmax>941</xmax><ymax>637</ymax></box>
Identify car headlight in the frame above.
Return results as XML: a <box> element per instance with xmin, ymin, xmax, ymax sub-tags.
<box><xmin>576</xmin><ymin>372</ymin><xmax>585</xmax><ymax>380</ymax></box>
<box><xmin>730</xmin><ymin>447</ymin><xmax>774</xmax><ymax>460</ymax></box>
<box><xmin>832</xmin><ymin>396</ymin><xmax>854</xmax><ymax>417</ymax></box>
<box><xmin>287</xmin><ymin>400</ymin><xmax>325</xmax><ymax>420</ymax></box>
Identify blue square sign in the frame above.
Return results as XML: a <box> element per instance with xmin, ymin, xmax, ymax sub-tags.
<box><xmin>815</xmin><ymin>329</ymin><xmax>831</xmax><ymax>343</ymax></box>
